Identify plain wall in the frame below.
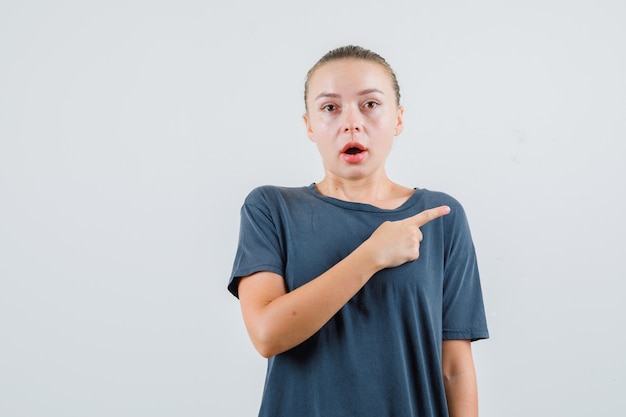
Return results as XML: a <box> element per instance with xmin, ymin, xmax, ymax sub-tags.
<box><xmin>1</xmin><ymin>1</ymin><xmax>624</xmax><ymax>416</ymax></box>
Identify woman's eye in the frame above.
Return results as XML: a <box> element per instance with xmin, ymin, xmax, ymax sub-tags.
<box><xmin>322</xmin><ymin>104</ymin><xmax>337</xmax><ymax>112</ymax></box>
<box><xmin>364</xmin><ymin>101</ymin><xmax>378</xmax><ymax>109</ymax></box>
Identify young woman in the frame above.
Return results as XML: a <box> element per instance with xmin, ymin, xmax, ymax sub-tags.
<box><xmin>228</xmin><ymin>45</ymin><xmax>489</xmax><ymax>417</ymax></box>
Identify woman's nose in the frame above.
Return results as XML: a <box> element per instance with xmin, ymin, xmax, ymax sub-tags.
<box><xmin>342</xmin><ymin>107</ymin><xmax>362</xmax><ymax>133</ymax></box>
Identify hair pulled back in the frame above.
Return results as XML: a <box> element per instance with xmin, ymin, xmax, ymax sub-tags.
<box><xmin>304</xmin><ymin>45</ymin><xmax>401</xmax><ymax>111</ymax></box>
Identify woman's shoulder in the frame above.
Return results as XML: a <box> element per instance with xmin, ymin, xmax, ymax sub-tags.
<box><xmin>411</xmin><ymin>188</ymin><xmax>473</xmax><ymax>234</ymax></box>
<box><xmin>414</xmin><ymin>187</ymin><xmax>464</xmax><ymax>210</ymax></box>
<box><xmin>243</xmin><ymin>184</ymin><xmax>313</xmax><ymax>206</ymax></box>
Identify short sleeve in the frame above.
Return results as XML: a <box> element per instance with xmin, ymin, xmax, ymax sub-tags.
<box><xmin>441</xmin><ymin>202</ymin><xmax>489</xmax><ymax>341</ymax></box>
<box><xmin>228</xmin><ymin>190</ymin><xmax>285</xmax><ymax>298</ymax></box>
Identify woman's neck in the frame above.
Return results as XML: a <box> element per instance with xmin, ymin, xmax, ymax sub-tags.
<box><xmin>315</xmin><ymin>174</ymin><xmax>414</xmax><ymax>210</ymax></box>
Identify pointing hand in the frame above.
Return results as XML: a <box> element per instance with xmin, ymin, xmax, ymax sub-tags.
<box><xmin>366</xmin><ymin>206</ymin><xmax>450</xmax><ymax>269</ymax></box>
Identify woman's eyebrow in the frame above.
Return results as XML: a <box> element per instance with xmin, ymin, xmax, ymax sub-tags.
<box><xmin>315</xmin><ymin>92</ymin><xmax>341</xmax><ymax>101</ymax></box>
<box><xmin>358</xmin><ymin>88</ymin><xmax>384</xmax><ymax>96</ymax></box>
<box><xmin>314</xmin><ymin>88</ymin><xmax>384</xmax><ymax>101</ymax></box>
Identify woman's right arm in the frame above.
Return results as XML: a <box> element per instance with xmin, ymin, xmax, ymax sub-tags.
<box><xmin>238</xmin><ymin>205</ymin><xmax>450</xmax><ymax>358</ymax></box>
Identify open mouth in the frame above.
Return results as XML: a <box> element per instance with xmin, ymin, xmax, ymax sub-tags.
<box><xmin>340</xmin><ymin>142</ymin><xmax>368</xmax><ymax>163</ymax></box>
<box><xmin>341</xmin><ymin>142</ymin><xmax>367</xmax><ymax>155</ymax></box>
<box><xmin>344</xmin><ymin>147</ymin><xmax>363</xmax><ymax>155</ymax></box>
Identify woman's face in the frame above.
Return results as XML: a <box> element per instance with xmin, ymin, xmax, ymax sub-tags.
<box><xmin>303</xmin><ymin>59</ymin><xmax>404</xmax><ymax>182</ymax></box>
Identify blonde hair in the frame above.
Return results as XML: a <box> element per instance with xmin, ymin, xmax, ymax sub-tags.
<box><xmin>304</xmin><ymin>45</ymin><xmax>401</xmax><ymax>111</ymax></box>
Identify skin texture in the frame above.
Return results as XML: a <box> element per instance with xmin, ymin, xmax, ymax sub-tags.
<box><xmin>442</xmin><ymin>340</ymin><xmax>479</xmax><ymax>417</ymax></box>
<box><xmin>238</xmin><ymin>58</ymin><xmax>479</xmax><ymax>417</ymax></box>
<box><xmin>304</xmin><ymin>60</ymin><xmax>402</xmax><ymax>182</ymax></box>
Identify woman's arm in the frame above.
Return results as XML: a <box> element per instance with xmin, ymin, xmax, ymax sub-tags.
<box><xmin>238</xmin><ymin>206</ymin><xmax>450</xmax><ymax>358</ymax></box>
<box><xmin>442</xmin><ymin>339</ymin><xmax>479</xmax><ymax>417</ymax></box>
<box><xmin>238</xmin><ymin>247</ymin><xmax>378</xmax><ymax>358</ymax></box>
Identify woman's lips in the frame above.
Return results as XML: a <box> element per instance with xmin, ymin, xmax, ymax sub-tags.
<box><xmin>342</xmin><ymin>151</ymin><xmax>367</xmax><ymax>163</ymax></box>
<box><xmin>341</xmin><ymin>142</ymin><xmax>367</xmax><ymax>163</ymax></box>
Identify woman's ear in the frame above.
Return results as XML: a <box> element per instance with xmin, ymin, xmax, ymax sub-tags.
<box><xmin>303</xmin><ymin>113</ymin><xmax>316</xmax><ymax>142</ymax></box>
<box><xmin>394</xmin><ymin>106</ymin><xmax>405</xmax><ymax>136</ymax></box>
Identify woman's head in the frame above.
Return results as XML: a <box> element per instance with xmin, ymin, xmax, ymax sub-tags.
<box><xmin>302</xmin><ymin>46</ymin><xmax>405</xmax><ymax>182</ymax></box>
<box><xmin>304</xmin><ymin>45</ymin><xmax>401</xmax><ymax>112</ymax></box>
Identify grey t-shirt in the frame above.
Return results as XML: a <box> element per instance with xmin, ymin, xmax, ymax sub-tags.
<box><xmin>229</xmin><ymin>184</ymin><xmax>489</xmax><ymax>417</ymax></box>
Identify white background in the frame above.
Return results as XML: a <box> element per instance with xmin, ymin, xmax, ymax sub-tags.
<box><xmin>1</xmin><ymin>1</ymin><xmax>625</xmax><ymax>416</ymax></box>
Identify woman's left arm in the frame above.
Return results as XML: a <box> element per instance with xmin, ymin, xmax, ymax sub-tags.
<box><xmin>442</xmin><ymin>340</ymin><xmax>479</xmax><ymax>417</ymax></box>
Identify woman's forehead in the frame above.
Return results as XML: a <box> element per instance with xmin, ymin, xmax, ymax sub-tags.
<box><xmin>308</xmin><ymin>59</ymin><xmax>394</xmax><ymax>95</ymax></box>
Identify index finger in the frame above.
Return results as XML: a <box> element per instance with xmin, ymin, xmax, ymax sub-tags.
<box><xmin>410</xmin><ymin>205</ymin><xmax>451</xmax><ymax>227</ymax></box>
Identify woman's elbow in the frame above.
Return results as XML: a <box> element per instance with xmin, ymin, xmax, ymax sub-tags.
<box><xmin>251</xmin><ymin>337</ymin><xmax>288</xmax><ymax>358</ymax></box>
<box><xmin>247</xmin><ymin>323</ymin><xmax>287</xmax><ymax>358</ymax></box>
